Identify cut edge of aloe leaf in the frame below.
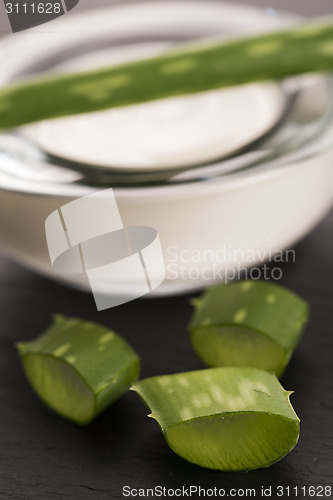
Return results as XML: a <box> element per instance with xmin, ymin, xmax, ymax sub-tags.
<box><xmin>189</xmin><ymin>280</ymin><xmax>308</xmax><ymax>377</ymax></box>
<box><xmin>132</xmin><ymin>367</ymin><xmax>300</xmax><ymax>471</ymax></box>
<box><xmin>164</xmin><ymin>410</ymin><xmax>300</xmax><ymax>472</ymax></box>
<box><xmin>18</xmin><ymin>352</ymin><xmax>95</xmax><ymax>425</ymax></box>
<box><xmin>190</xmin><ymin>325</ymin><xmax>288</xmax><ymax>377</ymax></box>
<box><xmin>17</xmin><ymin>316</ymin><xmax>140</xmax><ymax>425</ymax></box>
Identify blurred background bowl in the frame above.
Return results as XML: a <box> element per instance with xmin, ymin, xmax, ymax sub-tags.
<box><xmin>0</xmin><ymin>1</ymin><xmax>333</xmax><ymax>296</ymax></box>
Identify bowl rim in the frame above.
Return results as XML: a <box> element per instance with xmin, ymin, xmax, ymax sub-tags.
<box><xmin>1</xmin><ymin>0</ymin><xmax>333</xmax><ymax>201</ymax></box>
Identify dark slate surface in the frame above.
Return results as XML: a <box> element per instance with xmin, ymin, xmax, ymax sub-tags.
<box><xmin>0</xmin><ymin>210</ymin><xmax>332</xmax><ymax>499</ymax></box>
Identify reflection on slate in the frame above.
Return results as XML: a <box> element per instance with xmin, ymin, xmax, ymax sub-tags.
<box><xmin>3</xmin><ymin>0</ymin><xmax>80</xmax><ymax>33</ymax></box>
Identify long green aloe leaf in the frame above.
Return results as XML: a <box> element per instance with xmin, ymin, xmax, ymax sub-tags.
<box><xmin>17</xmin><ymin>315</ymin><xmax>140</xmax><ymax>425</ymax></box>
<box><xmin>132</xmin><ymin>367</ymin><xmax>300</xmax><ymax>471</ymax></box>
<box><xmin>189</xmin><ymin>280</ymin><xmax>308</xmax><ymax>377</ymax></box>
<box><xmin>1</xmin><ymin>18</ymin><xmax>333</xmax><ymax>129</ymax></box>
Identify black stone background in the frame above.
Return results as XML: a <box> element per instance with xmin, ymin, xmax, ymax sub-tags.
<box><xmin>0</xmin><ymin>211</ymin><xmax>332</xmax><ymax>499</ymax></box>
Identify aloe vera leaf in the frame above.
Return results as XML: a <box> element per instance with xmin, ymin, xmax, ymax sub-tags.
<box><xmin>1</xmin><ymin>19</ymin><xmax>333</xmax><ymax>129</ymax></box>
<box><xmin>132</xmin><ymin>367</ymin><xmax>300</xmax><ymax>471</ymax></box>
<box><xmin>189</xmin><ymin>281</ymin><xmax>308</xmax><ymax>378</ymax></box>
<box><xmin>17</xmin><ymin>315</ymin><xmax>140</xmax><ymax>425</ymax></box>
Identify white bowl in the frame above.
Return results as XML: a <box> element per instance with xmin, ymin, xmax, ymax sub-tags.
<box><xmin>0</xmin><ymin>1</ymin><xmax>333</xmax><ymax>297</ymax></box>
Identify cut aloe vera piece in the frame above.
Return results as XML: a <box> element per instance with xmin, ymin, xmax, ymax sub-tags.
<box><xmin>17</xmin><ymin>315</ymin><xmax>140</xmax><ymax>425</ymax></box>
<box><xmin>189</xmin><ymin>281</ymin><xmax>308</xmax><ymax>378</ymax></box>
<box><xmin>133</xmin><ymin>367</ymin><xmax>300</xmax><ymax>471</ymax></box>
<box><xmin>1</xmin><ymin>18</ymin><xmax>333</xmax><ymax>129</ymax></box>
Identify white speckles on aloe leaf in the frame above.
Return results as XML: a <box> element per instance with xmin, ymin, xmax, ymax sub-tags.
<box><xmin>98</xmin><ymin>332</ymin><xmax>115</xmax><ymax>344</ymax></box>
<box><xmin>320</xmin><ymin>41</ymin><xmax>333</xmax><ymax>56</ymax></box>
<box><xmin>1</xmin><ymin>19</ymin><xmax>333</xmax><ymax>129</ymax></box>
<box><xmin>267</xmin><ymin>294</ymin><xmax>277</xmax><ymax>304</ymax></box>
<box><xmin>189</xmin><ymin>281</ymin><xmax>308</xmax><ymax>377</ymax></box>
<box><xmin>53</xmin><ymin>343</ymin><xmax>71</xmax><ymax>357</ymax></box>
<box><xmin>233</xmin><ymin>308</ymin><xmax>247</xmax><ymax>323</ymax></box>
<box><xmin>66</xmin><ymin>356</ymin><xmax>76</xmax><ymax>364</ymax></box>
<box><xmin>241</xmin><ymin>281</ymin><xmax>253</xmax><ymax>292</ymax></box>
<box><xmin>16</xmin><ymin>315</ymin><xmax>140</xmax><ymax>425</ymax></box>
<box><xmin>161</xmin><ymin>58</ymin><xmax>198</xmax><ymax>75</ymax></box>
<box><xmin>132</xmin><ymin>367</ymin><xmax>300</xmax><ymax>471</ymax></box>
<box><xmin>246</xmin><ymin>40</ymin><xmax>283</xmax><ymax>56</ymax></box>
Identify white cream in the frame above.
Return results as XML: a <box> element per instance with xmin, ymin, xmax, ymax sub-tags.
<box><xmin>21</xmin><ymin>44</ymin><xmax>286</xmax><ymax>170</ymax></box>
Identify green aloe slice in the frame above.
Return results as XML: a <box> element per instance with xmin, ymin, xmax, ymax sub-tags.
<box><xmin>189</xmin><ymin>281</ymin><xmax>308</xmax><ymax>378</ymax></box>
<box><xmin>132</xmin><ymin>367</ymin><xmax>300</xmax><ymax>471</ymax></box>
<box><xmin>1</xmin><ymin>18</ymin><xmax>333</xmax><ymax>129</ymax></box>
<box><xmin>17</xmin><ymin>315</ymin><xmax>140</xmax><ymax>425</ymax></box>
